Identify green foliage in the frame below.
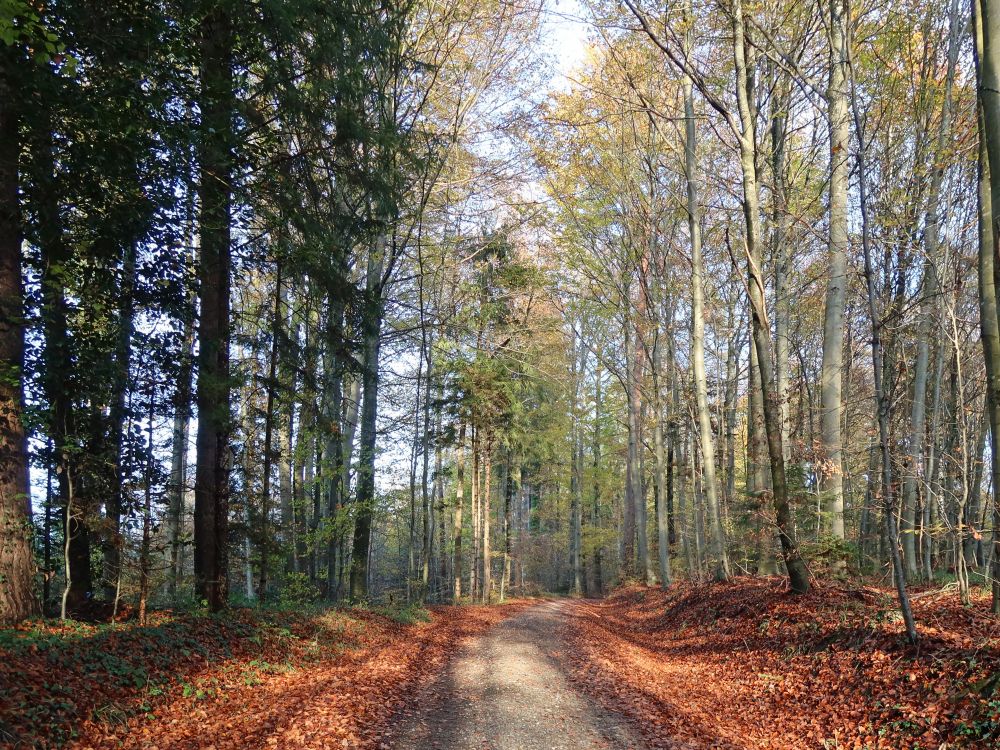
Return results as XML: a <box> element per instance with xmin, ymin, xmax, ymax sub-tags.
<box><xmin>370</xmin><ymin>602</ymin><xmax>431</xmax><ymax>625</ymax></box>
<box><xmin>278</xmin><ymin>573</ymin><xmax>322</xmax><ymax>607</ymax></box>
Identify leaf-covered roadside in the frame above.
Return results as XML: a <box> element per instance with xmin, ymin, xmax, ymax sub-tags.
<box><xmin>564</xmin><ymin>581</ymin><xmax>1000</xmax><ymax>749</ymax></box>
<box><xmin>0</xmin><ymin>601</ymin><xmax>530</xmax><ymax>748</ymax></box>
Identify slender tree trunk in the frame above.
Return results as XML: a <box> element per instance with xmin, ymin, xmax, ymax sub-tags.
<box><xmin>37</xmin><ymin>116</ymin><xmax>89</xmax><ymax>612</ymax></box>
<box><xmin>322</xmin><ymin>291</ymin><xmax>346</xmax><ymax>598</ymax></box>
<box><xmin>435</xmin><ymin>391</ymin><xmax>447</xmax><ymax>598</ymax></box>
<box><xmin>452</xmin><ymin>422</ymin><xmax>466</xmax><ymax>600</ymax></box>
<box><xmin>420</xmin><ymin>336</ymin><xmax>434</xmax><ymax>598</ymax></box>
<box><xmin>624</xmin><ymin>323</ymin><xmax>639</xmax><ymax>579</ymax></box>
<box><xmin>653</xmin><ymin>327</ymin><xmax>671</xmax><ymax>587</ymax></box>
<box><xmin>481</xmin><ymin>432</ymin><xmax>493</xmax><ymax>603</ymax></box>
<box><xmin>683</xmin><ymin>39</ymin><xmax>729</xmax><ymax>580</ymax></box>
<box><xmin>104</xmin><ymin>240</ymin><xmax>136</xmax><ymax>599</ymax></box>
<box><xmin>501</xmin><ymin>450</ymin><xmax>515</xmax><ymax>601</ymax></box>
<box><xmin>168</xmin><ymin>236</ymin><xmax>196</xmax><ymax>600</ymax></box>
<box><xmin>570</xmin><ymin>334</ymin><xmax>585</xmax><ymax>594</ymax></box>
<box><xmin>349</xmin><ymin>238</ymin><xmax>386</xmax><ymax>601</ymax></box>
<box><xmin>732</xmin><ymin>0</ymin><xmax>808</xmax><ymax>593</ymax></box>
<box><xmin>138</xmin><ymin>384</ymin><xmax>155</xmax><ymax>625</ymax></box>
<box><xmin>771</xmin><ymin>73</ymin><xmax>792</xmax><ymax>468</ymax></box>
<box><xmin>256</xmin><ymin>263</ymin><xmax>284</xmax><ymax>601</ymax></box>
<box><xmin>851</xmin><ymin>53</ymin><xmax>919</xmax><ymax>641</ymax></box>
<box><xmin>591</xmin><ymin>359</ymin><xmax>604</xmax><ymax>594</ymax></box>
<box><xmin>470</xmin><ymin>427</ymin><xmax>480</xmax><ymax>598</ymax></box>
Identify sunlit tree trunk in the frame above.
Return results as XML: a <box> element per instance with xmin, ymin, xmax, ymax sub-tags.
<box><xmin>591</xmin><ymin>358</ymin><xmax>604</xmax><ymax>594</ymax></box>
<box><xmin>977</xmin><ymin>0</ymin><xmax>1000</xmax><ymax>618</ymax></box>
<box><xmin>851</xmin><ymin>49</ymin><xmax>919</xmax><ymax>641</ymax></box>
<box><xmin>168</xmin><ymin>235</ymin><xmax>196</xmax><ymax>600</ymax></box>
<box><xmin>731</xmin><ymin>0</ymin><xmax>808</xmax><ymax>593</ymax></box>
<box><xmin>682</xmin><ymin>32</ymin><xmax>729</xmax><ymax>580</ymax></box>
<box><xmin>0</xmin><ymin>48</ymin><xmax>37</xmax><ymax>624</ymax></box>
<box><xmin>653</xmin><ymin>323</ymin><xmax>671</xmax><ymax>587</ymax></box>
<box><xmin>819</xmin><ymin>0</ymin><xmax>849</xmax><ymax>544</ymax></box>
<box><xmin>103</xmin><ymin>240</ymin><xmax>136</xmax><ymax>599</ymax></box>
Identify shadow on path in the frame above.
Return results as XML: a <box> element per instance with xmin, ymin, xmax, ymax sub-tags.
<box><xmin>386</xmin><ymin>600</ymin><xmax>647</xmax><ymax>750</ymax></box>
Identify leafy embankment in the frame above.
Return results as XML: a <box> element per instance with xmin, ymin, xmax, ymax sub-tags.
<box><xmin>0</xmin><ymin>601</ymin><xmax>528</xmax><ymax>749</ymax></box>
<box><xmin>565</xmin><ymin>580</ymin><xmax>1000</xmax><ymax>749</ymax></box>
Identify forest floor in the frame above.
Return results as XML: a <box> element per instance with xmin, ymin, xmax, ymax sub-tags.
<box><xmin>0</xmin><ymin>599</ymin><xmax>531</xmax><ymax>749</ymax></box>
<box><xmin>3</xmin><ymin>579</ymin><xmax>1000</xmax><ymax>749</ymax></box>
<box><xmin>562</xmin><ymin>578</ymin><xmax>1000</xmax><ymax>749</ymax></box>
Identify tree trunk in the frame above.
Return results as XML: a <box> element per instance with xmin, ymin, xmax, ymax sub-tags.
<box><xmin>624</xmin><ymin>322</ymin><xmax>640</xmax><ymax>579</ymax></box>
<box><xmin>0</xmin><ymin>47</ymin><xmax>37</xmax><ymax>624</ymax></box>
<box><xmin>977</xmin><ymin>0</ymin><xmax>1000</xmax><ymax>618</ymax></box>
<box><xmin>349</xmin><ymin>238</ymin><xmax>386</xmax><ymax>601</ymax></box>
<box><xmin>193</xmin><ymin>7</ymin><xmax>234</xmax><ymax>611</ymax></box>
<box><xmin>37</xmin><ymin>116</ymin><xmax>88</xmax><ymax>613</ymax></box>
<box><xmin>851</xmin><ymin>52</ymin><xmax>919</xmax><ymax>641</ymax></box>
<box><xmin>653</xmin><ymin>327</ymin><xmax>671</xmax><ymax>587</ymax></box>
<box><xmin>104</xmin><ymin>240</ymin><xmax>136</xmax><ymax>599</ymax></box>
<box><xmin>819</xmin><ymin>0</ymin><xmax>849</xmax><ymax>544</ymax></box>
<box><xmin>591</xmin><ymin>358</ymin><xmax>604</xmax><ymax>594</ymax></box>
<box><xmin>452</xmin><ymin>422</ymin><xmax>466</xmax><ymax>600</ymax></box>
<box><xmin>167</xmin><ymin>237</ymin><xmax>196</xmax><ymax>600</ymax></box>
<box><xmin>731</xmin><ymin>0</ymin><xmax>808</xmax><ymax>594</ymax></box>
<box><xmin>683</xmin><ymin>40</ymin><xmax>729</xmax><ymax>580</ymax></box>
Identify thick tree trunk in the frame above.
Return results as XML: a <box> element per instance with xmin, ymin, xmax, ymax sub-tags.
<box><xmin>0</xmin><ymin>49</ymin><xmax>37</xmax><ymax>624</ymax></box>
<box><xmin>193</xmin><ymin>8</ymin><xmax>234</xmax><ymax>611</ymax></box>
<box><xmin>819</xmin><ymin>0</ymin><xmax>849</xmax><ymax>543</ymax></box>
<box><xmin>977</xmin><ymin>0</ymin><xmax>1000</xmax><ymax>617</ymax></box>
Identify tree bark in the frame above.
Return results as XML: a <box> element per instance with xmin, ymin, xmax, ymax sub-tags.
<box><xmin>977</xmin><ymin>0</ymin><xmax>1000</xmax><ymax>619</ymax></box>
<box><xmin>819</xmin><ymin>0</ymin><xmax>849</xmax><ymax>543</ymax></box>
<box><xmin>0</xmin><ymin>46</ymin><xmax>37</xmax><ymax>624</ymax></box>
<box><xmin>193</xmin><ymin>7</ymin><xmax>234</xmax><ymax>611</ymax></box>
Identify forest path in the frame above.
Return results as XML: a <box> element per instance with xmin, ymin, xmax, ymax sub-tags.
<box><xmin>386</xmin><ymin>600</ymin><xmax>647</xmax><ymax>749</ymax></box>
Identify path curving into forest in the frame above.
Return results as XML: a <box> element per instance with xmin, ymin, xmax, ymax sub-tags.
<box><xmin>385</xmin><ymin>600</ymin><xmax>648</xmax><ymax>750</ymax></box>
